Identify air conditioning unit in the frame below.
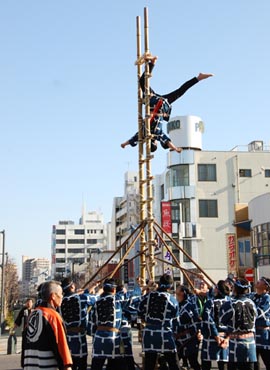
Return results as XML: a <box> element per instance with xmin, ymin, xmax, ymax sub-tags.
<box><xmin>248</xmin><ymin>140</ymin><xmax>263</xmax><ymax>152</ymax></box>
<box><xmin>178</xmin><ymin>222</ymin><xmax>185</xmax><ymax>238</ymax></box>
<box><xmin>185</xmin><ymin>223</ymin><xmax>193</xmax><ymax>238</ymax></box>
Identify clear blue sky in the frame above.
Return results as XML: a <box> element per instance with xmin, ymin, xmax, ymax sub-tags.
<box><xmin>1</xmin><ymin>1</ymin><xmax>270</xmax><ymax>272</ymax></box>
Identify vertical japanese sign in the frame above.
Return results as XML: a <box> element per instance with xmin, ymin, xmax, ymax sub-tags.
<box><xmin>161</xmin><ymin>201</ymin><xmax>172</xmax><ymax>234</ymax></box>
<box><xmin>226</xmin><ymin>233</ymin><xmax>237</xmax><ymax>275</ymax></box>
<box><xmin>124</xmin><ymin>259</ymin><xmax>129</xmax><ymax>283</ymax></box>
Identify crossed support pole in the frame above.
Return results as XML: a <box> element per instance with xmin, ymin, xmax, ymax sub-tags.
<box><xmin>84</xmin><ymin>220</ymin><xmax>215</xmax><ymax>290</ymax></box>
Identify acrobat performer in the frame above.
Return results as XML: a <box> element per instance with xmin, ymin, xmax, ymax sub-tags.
<box><xmin>121</xmin><ymin>56</ymin><xmax>213</xmax><ymax>152</ymax></box>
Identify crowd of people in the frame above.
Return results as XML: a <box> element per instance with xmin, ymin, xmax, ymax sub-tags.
<box><xmin>16</xmin><ymin>273</ymin><xmax>270</xmax><ymax>370</ymax></box>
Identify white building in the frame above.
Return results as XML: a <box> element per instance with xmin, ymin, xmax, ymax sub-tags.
<box><xmin>111</xmin><ymin>172</ymin><xmax>140</xmax><ymax>249</ymax></box>
<box><xmin>249</xmin><ymin>193</ymin><xmax>270</xmax><ymax>278</ymax></box>
<box><xmin>153</xmin><ymin>115</ymin><xmax>270</xmax><ymax>282</ymax></box>
<box><xmin>22</xmin><ymin>256</ymin><xmax>50</xmax><ymax>297</ymax></box>
<box><xmin>51</xmin><ymin>210</ymin><xmax>107</xmax><ymax>278</ymax></box>
<box><xmin>111</xmin><ymin>171</ymin><xmax>140</xmax><ymax>282</ymax></box>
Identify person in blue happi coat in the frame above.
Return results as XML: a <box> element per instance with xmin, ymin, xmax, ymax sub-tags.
<box><xmin>61</xmin><ymin>277</ymin><xmax>98</xmax><ymax>370</ymax></box>
<box><xmin>219</xmin><ymin>278</ymin><xmax>257</xmax><ymax>370</ymax></box>
<box><xmin>250</xmin><ymin>276</ymin><xmax>270</xmax><ymax>370</ymax></box>
<box><xmin>201</xmin><ymin>280</ymin><xmax>231</xmax><ymax>370</ymax></box>
<box><xmin>89</xmin><ymin>278</ymin><xmax>124</xmax><ymax>370</ymax></box>
<box><xmin>138</xmin><ymin>273</ymin><xmax>180</xmax><ymax>370</ymax></box>
<box><xmin>115</xmin><ymin>284</ymin><xmax>136</xmax><ymax>370</ymax></box>
<box><xmin>175</xmin><ymin>285</ymin><xmax>202</xmax><ymax>370</ymax></box>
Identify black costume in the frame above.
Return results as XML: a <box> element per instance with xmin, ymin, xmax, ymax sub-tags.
<box><xmin>128</xmin><ymin>61</ymin><xmax>199</xmax><ymax>151</ymax></box>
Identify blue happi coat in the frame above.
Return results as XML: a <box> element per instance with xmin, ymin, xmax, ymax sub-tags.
<box><xmin>251</xmin><ymin>292</ymin><xmax>270</xmax><ymax>350</ymax></box>
<box><xmin>175</xmin><ymin>296</ymin><xmax>201</xmax><ymax>357</ymax></box>
<box><xmin>115</xmin><ymin>289</ymin><xmax>135</xmax><ymax>358</ymax></box>
<box><xmin>201</xmin><ymin>295</ymin><xmax>230</xmax><ymax>361</ymax></box>
<box><xmin>138</xmin><ymin>289</ymin><xmax>179</xmax><ymax>353</ymax></box>
<box><xmin>219</xmin><ymin>294</ymin><xmax>257</xmax><ymax>362</ymax></box>
<box><xmin>90</xmin><ymin>292</ymin><xmax>122</xmax><ymax>359</ymax></box>
<box><xmin>61</xmin><ymin>290</ymin><xmax>98</xmax><ymax>358</ymax></box>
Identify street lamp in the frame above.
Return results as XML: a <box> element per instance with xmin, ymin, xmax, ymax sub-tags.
<box><xmin>0</xmin><ymin>230</ymin><xmax>5</xmax><ymax>336</ymax></box>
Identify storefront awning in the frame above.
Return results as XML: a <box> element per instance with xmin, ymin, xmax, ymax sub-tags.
<box><xmin>233</xmin><ymin>219</ymin><xmax>252</xmax><ymax>231</ymax></box>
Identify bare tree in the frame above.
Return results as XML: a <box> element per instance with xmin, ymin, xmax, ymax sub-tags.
<box><xmin>4</xmin><ymin>256</ymin><xmax>19</xmax><ymax>318</ymax></box>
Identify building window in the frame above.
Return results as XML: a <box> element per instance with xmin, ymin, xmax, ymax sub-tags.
<box><xmin>238</xmin><ymin>239</ymin><xmax>252</xmax><ymax>267</ymax></box>
<box><xmin>56</xmin><ymin>239</ymin><xmax>65</xmax><ymax>244</ymax></box>
<box><xmin>198</xmin><ymin>164</ymin><xmax>216</xmax><ymax>181</ymax></box>
<box><xmin>199</xmin><ymin>200</ymin><xmax>218</xmax><ymax>217</ymax></box>
<box><xmin>87</xmin><ymin>239</ymin><xmax>98</xmax><ymax>244</ymax></box>
<box><xmin>253</xmin><ymin>222</ymin><xmax>270</xmax><ymax>265</ymax></box>
<box><xmin>68</xmin><ymin>239</ymin><xmax>84</xmax><ymax>244</ymax></box>
<box><xmin>67</xmin><ymin>248</ymin><xmax>84</xmax><ymax>254</ymax></box>
<box><xmin>56</xmin><ymin>229</ymin><xmax>65</xmax><ymax>235</ymax></box>
<box><xmin>265</xmin><ymin>169</ymin><xmax>270</xmax><ymax>177</ymax></box>
<box><xmin>160</xmin><ymin>184</ymin><xmax>165</xmax><ymax>200</ymax></box>
<box><xmin>239</xmin><ymin>169</ymin><xmax>252</xmax><ymax>177</ymax></box>
<box><xmin>74</xmin><ymin>229</ymin><xmax>85</xmax><ymax>235</ymax></box>
<box><xmin>170</xmin><ymin>165</ymin><xmax>189</xmax><ymax>186</ymax></box>
<box><xmin>56</xmin><ymin>258</ymin><xmax>66</xmax><ymax>263</ymax></box>
<box><xmin>55</xmin><ymin>249</ymin><xmax>65</xmax><ymax>253</ymax></box>
<box><xmin>56</xmin><ymin>267</ymin><xmax>65</xmax><ymax>273</ymax></box>
<box><xmin>183</xmin><ymin>240</ymin><xmax>192</xmax><ymax>262</ymax></box>
<box><xmin>69</xmin><ymin>257</ymin><xmax>85</xmax><ymax>264</ymax></box>
<box><xmin>171</xmin><ymin>200</ymin><xmax>190</xmax><ymax>223</ymax></box>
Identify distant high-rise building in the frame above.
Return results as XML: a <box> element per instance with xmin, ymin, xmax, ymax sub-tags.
<box><xmin>22</xmin><ymin>256</ymin><xmax>50</xmax><ymax>297</ymax></box>
<box><xmin>111</xmin><ymin>171</ymin><xmax>140</xmax><ymax>282</ymax></box>
<box><xmin>51</xmin><ymin>210</ymin><xmax>107</xmax><ymax>278</ymax></box>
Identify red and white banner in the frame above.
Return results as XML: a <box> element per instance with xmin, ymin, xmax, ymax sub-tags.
<box><xmin>161</xmin><ymin>201</ymin><xmax>172</xmax><ymax>234</ymax></box>
<box><xmin>226</xmin><ymin>233</ymin><xmax>237</xmax><ymax>274</ymax></box>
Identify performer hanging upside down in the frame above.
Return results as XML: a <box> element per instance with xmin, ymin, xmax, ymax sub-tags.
<box><xmin>121</xmin><ymin>56</ymin><xmax>213</xmax><ymax>152</ymax></box>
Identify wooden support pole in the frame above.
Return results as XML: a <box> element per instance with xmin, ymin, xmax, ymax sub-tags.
<box><xmin>153</xmin><ymin>226</ymin><xmax>195</xmax><ymax>289</ymax></box>
<box><xmin>137</xmin><ymin>15</ymin><xmax>146</xmax><ymax>282</ymax></box>
<box><xmin>154</xmin><ymin>256</ymin><xmax>210</xmax><ymax>281</ymax></box>
<box><xmin>143</xmin><ymin>7</ymin><xmax>155</xmax><ymax>281</ymax></box>
<box><xmin>83</xmin><ymin>220</ymin><xmax>146</xmax><ymax>288</ymax></box>
<box><xmin>154</xmin><ymin>221</ymin><xmax>216</xmax><ymax>286</ymax></box>
<box><xmin>93</xmin><ymin>248</ymin><xmax>148</xmax><ymax>287</ymax></box>
<box><xmin>108</xmin><ymin>248</ymin><xmax>148</xmax><ymax>281</ymax></box>
<box><xmin>109</xmin><ymin>225</ymin><xmax>145</xmax><ymax>278</ymax></box>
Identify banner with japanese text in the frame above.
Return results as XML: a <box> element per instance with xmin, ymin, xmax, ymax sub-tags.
<box><xmin>226</xmin><ymin>233</ymin><xmax>237</xmax><ymax>275</ymax></box>
<box><xmin>161</xmin><ymin>201</ymin><xmax>172</xmax><ymax>234</ymax></box>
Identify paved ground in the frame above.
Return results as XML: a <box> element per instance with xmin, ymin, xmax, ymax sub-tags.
<box><xmin>0</xmin><ymin>330</ymin><xmax>145</xmax><ymax>370</ymax></box>
<box><xmin>0</xmin><ymin>331</ymin><xmax>266</xmax><ymax>370</ymax></box>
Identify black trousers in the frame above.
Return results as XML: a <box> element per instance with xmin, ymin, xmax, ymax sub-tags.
<box><xmin>202</xmin><ymin>360</ymin><xmax>228</xmax><ymax>370</ymax></box>
<box><xmin>144</xmin><ymin>352</ymin><xmax>180</xmax><ymax>370</ymax></box>
<box><xmin>91</xmin><ymin>357</ymin><xmax>124</xmax><ymax>370</ymax></box>
<box><xmin>178</xmin><ymin>348</ymin><xmax>201</xmax><ymax>370</ymax></box>
<box><xmin>72</xmin><ymin>355</ymin><xmax>87</xmax><ymax>370</ymax></box>
<box><xmin>228</xmin><ymin>362</ymin><xmax>255</xmax><ymax>370</ymax></box>
<box><xmin>139</xmin><ymin>62</ymin><xmax>199</xmax><ymax>105</ymax></box>
<box><xmin>254</xmin><ymin>348</ymin><xmax>270</xmax><ymax>370</ymax></box>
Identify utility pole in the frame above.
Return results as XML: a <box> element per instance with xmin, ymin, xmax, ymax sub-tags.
<box><xmin>0</xmin><ymin>230</ymin><xmax>5</xmax><ymax>336</ymax></box>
